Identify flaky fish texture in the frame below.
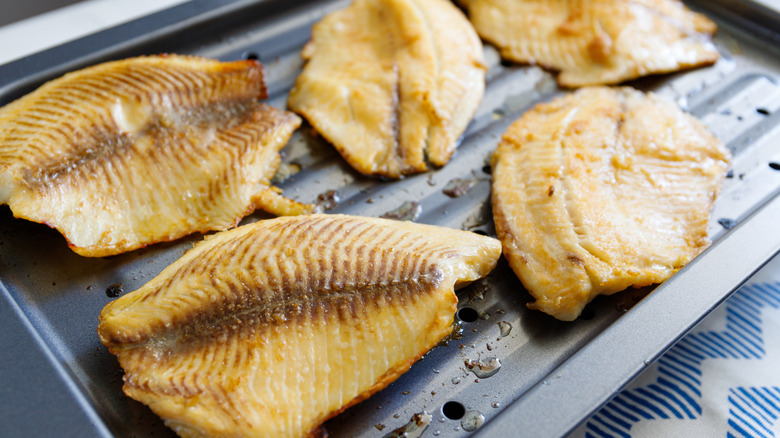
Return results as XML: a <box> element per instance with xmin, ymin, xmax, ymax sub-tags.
<box><xmin>491</xmin><ymin>87</ymin><xmax>730</xmax><ymax>321</ymax></box>
<box><xmin>287</xmin><ymin>0</ymin><xmax>486</xmax><ymax>178</ymax></box>
<box><xmin>98</xmin><ymin>214</ymin><xmax>501</xmax><ymax>438</ymax></box>
<box><xmin>0</xmin><ymin>55</ymin><xmax>310</xmax><ymax>257</ymax></box>
<box><xmin>459</xmin><ymin>0</ymin><xmax>719</xmax><ymax>87</ymax></box>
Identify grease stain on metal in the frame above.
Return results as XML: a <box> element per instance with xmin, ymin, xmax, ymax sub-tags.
<box><xmin>465</xmin><ymin>357</ymin><xmax>501</xmax><ymax>379</ymax></box>
<box><xmin>381</xmin><ymin>201</ymin><xmax>422</xmax><ymax>222</ymax></box>
<box><xmin>462</xmin><ymin>206</ymin><xmax>490</xmax><ymax>229</ymax></box>
<box><xmin>271</xmin><ymin>162</ymin><xmax>301</xmax><ymax>183</ymax></box>
<box><xmin>497</xmin><ymin>321</ymin><xmax>512</xmax><ymax>338</ymax></box>
<box><xmin>468</xmin><ymin>282</ymin><xmax>489</xmax><ymax>303</ymax></box>
<box><xmin>461</xmin><ymin>410</ymin><xmax>485</xmax><ymax>432</ymax></box>
<box><xmin>382</xmin><ymin>411</ymin><xmax>431</xmax><ymax>438</ymax></box>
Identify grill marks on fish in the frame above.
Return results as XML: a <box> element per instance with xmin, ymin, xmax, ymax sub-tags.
<box><xmin>0</xmin><ymin>55</ymin><xmax>308</xmax><ymax>256</ymax></box>
<box><xmin>122</xmin><ymin>280</ymin><xmax>435</xmax><ymax>364</ymax></box>
<box><xmin>459</xmin><ymin>0</ymin><xmax>719</xmax><ymax>87</ymax></box>
<box><xmin>8</xmin><ymin>60</ymin><xmax>261</xmax><ymax>175</ymax></box>
<box><xmin>27</xmin><ymin>98</ymin><xmax>255</xmax><ymax>191</ymax></box>
<box><xmin>288</xmin><ymin>0</ymin><xmax>486</xmax><ymax>178</ymax></box>
<box><xmin>98</xmin><ymin>214</ymin><xmax>501</xmax><ymax>438</ymax></box>
<box><xmin>491</xmin><ymin>87</ymin><xmax>730</xmax><ymax>321</ymax></box>
<box><xmin>107</xmin><ymin>227</ymin><xmax>449</xmax><ymax>346</ymax></box>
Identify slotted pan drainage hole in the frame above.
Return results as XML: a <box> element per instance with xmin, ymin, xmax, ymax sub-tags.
<box><xmin>441</xmin><ymin>401</ymin><xmax>466</xmax><ymax>420</ymax></box>
<box><xmin>456</xmin><ymin>307</ymin><xmax>479</xmax><ymax>323</ymax></box>
<box><xmin>769</xmin><ymin>162</ymin><xmax>780</xmax><ymax>171</ymax></box>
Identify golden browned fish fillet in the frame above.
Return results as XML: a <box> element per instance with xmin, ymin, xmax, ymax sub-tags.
<box><xmin>98</xmin><ymin>214</ymin><xmax>501</xmax><ymax>438</ymax></box>
<box><xmin>0</xmin><ymin>55</ymin><xmax>311</xmax><ymax>257</ymax></box>
<box><xmin>459</xmin><ymin>0</ymin><xmax>719</xmax><ymax>87</ymax></box>
<box><xmin>491</xmin><ymin>87</ymin><xmax>730</xmax><ymax>321</ymax></box>
<box><xmin>288</xmin><ymin>0</ymin><xmax>486</xmax><ymax>178</ymax></box>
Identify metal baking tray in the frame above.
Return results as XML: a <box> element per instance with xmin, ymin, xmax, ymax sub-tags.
<box><xmin>2</xmin><ymin>0</ymin><xmax>780</xmax><ymax>436</ymax></box>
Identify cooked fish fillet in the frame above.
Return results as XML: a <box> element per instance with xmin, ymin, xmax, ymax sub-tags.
<box><xmin>491</xmin><ymin>87</ymin><xmax>730</xmax><ymax>321</ymax></box>
<box><xmin>98</xmin><ymin>214</ymin><xmax>501</xmax><ymax>438</ymax></box>
<box><xmin>0</xmin><ymin>55</ymin><xmax>310</xmax><ymax>257</ymax></box>
<box><xmin>288</xmin><ymin>0</ymin><xmax>486</xmax><ymax>178</ymax></box>
<box><xmin>459</xmin><ymin>0</ymin><xmax>719</xmax><ymax>87</ymax></box>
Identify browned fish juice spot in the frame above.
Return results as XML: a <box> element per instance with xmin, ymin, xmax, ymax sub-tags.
<box><xmin>288</xmin><ymin>0</ymin><xmax>486</xmax><ymax>178</ymax></box>
<box><xmin>0</xmin><ymin>55</ymin><xmax>311</xmax><ymax>257</ymax></box>
<box><xmin>459</xmin><ymin>0</ymin><xmax>719</xmax><ymax>87</ymax></box>
<box><xmin>98</xmin><ymin>214</ymin><xmax>501</xmax><ymax>438</ymax></box>
<box><xmin>491</xmin><ymin>87</ymin><xmax>731</xmax><ymax>321</ymax></box>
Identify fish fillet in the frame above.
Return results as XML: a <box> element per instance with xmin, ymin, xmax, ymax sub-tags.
<box><xmin>491</xmin><ymin>87</ymin><xmax>730</xmax><ymax>321</ymax></box>
<box><xmin>459</xmin><ymin>0</ymin><xmax>719</xmax><ymax>87</ymax></box>
<box><xmin>98</xmin><ymin>214</ymin><xmax>501</xmax><ymax>438</ymax></box>
<box><xmin>0</xmin><ymin>55</ymin><xmax>310</xmax><ymax>257</ymax></box>
<box><xmin>288</xmin><ymin>0</ymin><xmax>486</xmax><ymax>178</ymax></box>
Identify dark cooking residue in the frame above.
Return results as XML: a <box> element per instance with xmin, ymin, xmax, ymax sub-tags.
<box><xmin>442</xmin><ymin>177</ymin><xmax>477</xmax><ymax>198</ymax></box>
<box><xmin>105</xmin><ymin>283</ymin><xmax>124</xmax><ymax>298</ymax></box>
<box><xmin>718</xmin><ymin>218</ymin><xmax>737</xmax><ymax>230</ymax></box>
<box><xmin>438</xmin><ymin>323</ymin><xmax>464</xmax><ymax>347</ymax></box>
<box><xmin>381</xmin><ymin>201</ymin><xmax>422</xmax><ymax>222</ymax></box>
<box><xmin>315</xmin><ymin>190</ymin><xmax>340</xmax><ymax>211</ymax></box>
<box><xmin>382</xmin><ymin>411</ymin><xmax>431</xmax><ymax>438</ymax></box>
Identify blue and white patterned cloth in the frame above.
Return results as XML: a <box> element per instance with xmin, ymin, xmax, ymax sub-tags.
<box><xmin>571</xmin><ymin>255</ymin><xmax>780</xmax><ymax>438</ymax></box>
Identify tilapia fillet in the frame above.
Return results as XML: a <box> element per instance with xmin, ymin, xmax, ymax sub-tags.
<box><xmin>0</xmin><ymin>55</ymin><xmax>309</xmax><ymax>257</ymax></box>
<box><xmin>288</xmin><ymin>0</ymin><xmax>486</xmax><ymax>178</ymax></box>
<box><xmin>491</xmin><ymin>87</ymin><xmax>730</xmax><ymax>321</ymax></box>
<box><xmin>459</xmin><ymin>0</ymin><xmax>719</xmax><ymax>87</ymax></box>
<box><xmin>98</xmin><ymin>214</ymin><xmax>501</xmax><ymax>438</ymax></box>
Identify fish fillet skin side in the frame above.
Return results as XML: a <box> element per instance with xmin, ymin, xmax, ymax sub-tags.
<box><xmin>459</xmin><ymin>0</ymin><xmax>719</xmax><ymax>87</ymax></box>
<box><xmin>98</xmin><ymin>214</ymin><xmax>502</xmax><ymax>438</ymax></box>
<box><xmin>288</xmin><ymin>0</ymin><xmax>486</xmax><ymax>178</ymax></box>
<box><xmin>0</xmin><ymin>55</ymin><xmax>310</xmax><ymax>257</ymax></box>
<box><xmin>491</xmin><ymin>86</ymin><xmax>730</xmax><ymax>321</ymax></box>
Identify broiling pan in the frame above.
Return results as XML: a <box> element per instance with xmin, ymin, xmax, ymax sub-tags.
<box><xmin>1</xmin><ymin>1</ymin><xmax>780</xmax><ymax>436</ymax></box>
